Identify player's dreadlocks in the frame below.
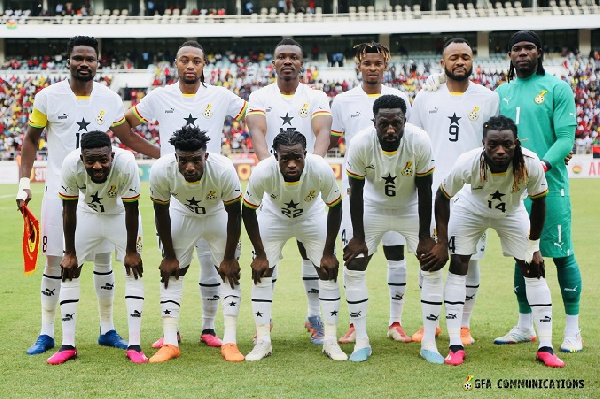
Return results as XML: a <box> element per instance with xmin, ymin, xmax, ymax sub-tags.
<box><xmin>169</xmin><ymin>125</ymin><xmax>211</xmax><ymax>152</ymax></box>
<box><xmin>67</xmin><ymin>36</ymin><xmax>99</xmax><ymax>57</ymax></box>
<box><xmin>373</xmin><ymin>94</ymin><xmax>407</xmax><ymax>116</ymax></box>
<box><xmin>275</xmin><ymin>38</ymin><xmax>303</xmax><ymax>54</ymax></box>
<box><xmin>507</xmin><ymin>30</ymin><xmax>545</xmax><ymax>81</ymax></box>
<box><xmin>178</xmin><ymin>40</ymin><xmax>207</xmax><ymax>85</ymax></box>
<box><xmin>353</xmin><ymin>42</ymin><xmax>391</xmax><ymax>64</ymax></box>
<box><xmin>272</xmin><ymin>129</ymin><xmax>307</xmax><ymax>154</ymax></box>
<box><xmin>480</xmin><ymin>115</ymin><xmax>529</xmax><ymax>193</ymax></box>
<box><xmin>80</xmin><ymin>130</ymin><xmax>111</xmax><ymax>150</ymax></box>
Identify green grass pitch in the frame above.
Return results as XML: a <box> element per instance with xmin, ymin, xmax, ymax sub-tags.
<box><xmin>0</xmin><ymin>179</ymin><xmax>597</xmax><ymax>398</ymax></box>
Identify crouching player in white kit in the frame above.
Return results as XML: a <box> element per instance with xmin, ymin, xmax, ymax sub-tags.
<box><xmin>149</xmin><ymin>125</ymin><xmax>243</xmax><ymax>363</ymax></box>
<box><xmin>421</xmin><ymin>115</ymin><xmax>564</xmax><ymax>368</ymax></box>
<box><xmin>51</xmin><ymin>131</ymin><xmax>146</xmax><ymax>364</ymax></box>
<box><xmin>242</xmin><ymin>130</ymin><xmax>346</xmax><ymax>361</ymax></box>
<box><xmin>342</xmin><ymin>94</ymin><xmax>437</xmax><ymax>362</ymax></box>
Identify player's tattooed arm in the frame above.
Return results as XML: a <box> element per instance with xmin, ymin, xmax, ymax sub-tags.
<box><xmin>420</xmin><ymin>188</ymin><xmax>450</xmax><ymax>272</ymax></box>
<box><xmin>320</xmin><ymin>200</ymin><xmax>342</xmax><ymax>281</ymax></box>
<box><xmin>242</xmin><ymin>205</ymin><xmax>270</xmax><ymax>284</ymax></box>
<box><xmin>123</xmin><ymin>200</ymin><xmax>143</xmax><ymax>279</ymax></box>
<box><xmin>247</xmin><ymin>114</ymin><xmax>270</xmax><ymax>161</ymax></box>
<box><xmin>219</xmin><ymin>202</ymin><xmax>242</xmax><ymax>288</ymax></box>
<box><xmin>343</xmin><ymin>177</ymin><xmax>368</xmax><ymax>264</ymax></box>
<box><xmin>61</xmin><ymin>199</ymin><xmax>80</xmax><ymax>281</ymax></box>
<box><xmin>154</xmin><ymin>202</ymin><xmax>179</xmax><ymax>288</ymax></box>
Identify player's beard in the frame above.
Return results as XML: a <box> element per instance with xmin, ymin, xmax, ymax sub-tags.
<box><xmin>379</xmin><ymin>136</ymin><xmax>401</xmax><ymax>153</ymax></box>
<box><xmin>181</xmin><ymin>75</ymin><xmax>201</xmax><ymax>85</ymax></box>
<box><xmin>73</xmin><ymin>73</ymin><xmax>94</xmax><ymax>82</ymax></box>
<box><xmin>444</xmin><ymin>66</ymin><xmax>472</xmax><ymax>82</ymax></box>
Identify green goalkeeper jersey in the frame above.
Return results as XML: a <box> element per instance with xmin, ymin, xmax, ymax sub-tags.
<box><xmin>496</xmin><ymin>73</ymin><xmax>576</xmax><ymax>197</ymax></box>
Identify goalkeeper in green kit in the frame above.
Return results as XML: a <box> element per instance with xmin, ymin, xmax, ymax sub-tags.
<box><xmin>494</xmin><ymin>30</ymin><xmax>582</xmax><ymax>352</ymax></box>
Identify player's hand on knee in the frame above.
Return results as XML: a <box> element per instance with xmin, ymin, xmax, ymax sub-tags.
<box><xmin>159</xmin><ymin>257</ymin><xmax>179</xmax><ymax>288</ymax></box>
<box><xmin>342</xmin><ymin>238</ymin><xmax>368</xmax><ymax>265</ymax></box>
<box><xmin>125</xmin><ymin>252</ymin><xmax>143</xmax><ymax>279</ymax></box>
<box><xmin>250</xmin><ymin>254</ymin><xmax>270</xmax><ymax>284</ymax></box>
<box><xmin>60</xmin><ymin>253</ymin><xmax>79</xmax><ymax>282</ymax></box>
<box><xmin>319</xmin><ymin>253</ymin><xmax>339</xmax><ymax>282</ymax></box>
<box><xmin>526</xmin><ymin>252</ymin><xmax>545</xmax><ymax>279</ymax></box>
<box><xmin>419</xmin><ymin>241</ymin><xmax>448</xmax><ymax>272</ymax></box>
<box><xmin>218</xmin><ymin>258</ymin><xmax>241</xmax><ymax>288</ymax></box>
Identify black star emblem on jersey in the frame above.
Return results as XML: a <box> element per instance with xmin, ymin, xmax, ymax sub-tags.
<box><xmin>228</xmin><ymin>301</ymin><xmax>237</xmax><ymax>307</ymax></box>
<box><xmin>184</xmin><ymin>114</ymin><xmax>197</xmax><ymax>126</ymax></box>
<box><xmin>382</xmin><ymin>173</ymin><xmax>397</xmax><ymax>185</ymax></box>
<box><xmin>490</xmin><ymin>190</ymin><xmax>505</xmax><ymax>201</ymax></box>
<box><xmin>280</xmin><ymin>113</ymin><xmax>294</xmax><ymax>126</ymax></box>
<box><xmin>330</xmin><ymin>310</ymin><xmax>338</xmax><ymax>316</ymax></box>
<box><xmin>186</xmin><ymin>197</ymin><xmax>201</xmax><ymax>207</ymax></box>
<box><xmin>448</xmin><ymin>113</ymin><xmax>461</xmax><ymax>125</ymax></box>
<box><xmin>284</xmin><ymin>199</ymin><xmax>299</xmax><ymax>209</ymax></box>
<box><xmin>90</xmin><ymin>191</ymin><xmax>102</xmax><ymax>204</ymax></box>
<box><xmin>163</xmin><ymin>309</ymin><xmax>171</xmax><ymax>315</ymax></box>
<box><xmin>77</xmin><ymin>118</ymin><xmax>91</xmax><ymax>131</ymax></box>
<box><xmin>255</xmin><ymin>311</ymin><xmax>263</xmax><ymax>317</ymax></box>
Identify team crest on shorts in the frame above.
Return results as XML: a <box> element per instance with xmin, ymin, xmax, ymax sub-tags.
<box><xmin>96</xmin><ymin>110</ymin><xmax>106</xmax><ymax>125</ymax></box>
<box><xmin>401</xmin><ymin>161</ymin><xmax>413</xmax><ymax>176</ymax></box>
<box><xmin>468</xmin><ymin>106</ymin><xmax>480</xmax><ymax>121</ymax></box>
<box><xmin>304</xmin><ymin>189</ymin><xmax>316</xmax><ymax>202</ymax></box>
<box><xmin>203</xmin><ymin>104</ymin><xmax>213</xmax><ymax>119</ymax></box>
<box><xmin>298</xmin><ymin>103</ymin><xmax>310</xmax><ymax>118</ymax></box>
<box><xmin>205</xmin><ymin>190</ymin><xmax>217</xmax><ymax>200</ymax></box>
<box><xmin>107</xmin><ymin>185</ymin><xmax>117</xmax><ymax>198</ymax></box>
<box><xmin>534</xmin><ymin>90</ymin><xmax>547</xmax><ymax>104</ymax></box>
<box><xmin>136</xmin><ymin>236</ymin><xmax>143</xmax><ymax>252</ymax></box>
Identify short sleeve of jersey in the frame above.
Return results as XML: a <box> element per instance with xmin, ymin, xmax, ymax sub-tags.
<box><xmin>315</xmin><ymin>157</ymin><xmax>341</xmax><ymax>207</ymax></box>
<box><xmin>345</xmin><ymin>133</ymin><xmax>367</xmax><ymax>180</ymax></box>
<box><xmin>407</xmin><ymin>92</ymin><xmax>424</xmax><ymax>128</ymax></box>
<box><xmin>247</xmin><ymin>90</ymin><xmax>266</xmax><ymax>118</ymax></box>
<box><xmin>526</xmin><ymin>155</ymin><xmax>549</xmax><ymax>199</ymax></box>
<box><xmin>224</xmin><ymin>89</ymin><xmax>248</xmax><ymax>121</ymax></box>
<box><xmin>58</xmin><ymin>152</ymin><xmax>80</xmax><ymax>200</ymax></box>
<box><xmin>330</xmin><ymin>97</ymin><xmax>344</xmax><ymax>137</ymax></box>
<box><xmin>149</xmin><ymin>157</ymin><xmax>172</xmax><ymax>204</ymax></box>
<box><xmin>312</xmin><ymin>91</ymin><xmax>332</xmax><ymax>119</ymax></box>
<box><xmin>119</xmin><ymin>152</ymin><xmax>141</xmax><ymax>202</ymax></box>
<box><xmin>132</xmin><ymin>89</ymin><xmax>157</xmax><ymax>123</ymax></box>
<box><xmin>439</xmin><ymin>152</ymin><xmax>471</xmax><ymax>198</ymax></box>
<box><xmin>413</xmin><ymin>130</ymin><xmax>435</xmax><ymax>177</ymax></box>
<box><xmin>220</xmin><ymin>165</ymin><xmax>242</xmax><ymax>205</ymax></box>
<box><xmin>243</xmin><ymin>160</ymin><xmax>269</xmax><ymax>209</ymax></box>
<box><xmin>29</xmin><ymin>90</ymin><xmax>48</xmax><ymax>128</ymax></box>
<box><xmin>109</xmin><ymin>94</ymin><xmax>126</xmax><ymax>127</ymax></box>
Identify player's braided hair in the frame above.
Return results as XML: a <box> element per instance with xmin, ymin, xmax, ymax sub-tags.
<box><xmin>67</xmin><ymin>36</ymin><xmax>99</xmax><ymax>57</ymax></box>
<box><xmin>373</xmin><ymin>94</ymin><xmax>407</xmax><ymax>117</ymax></box>
<box><xmin>275</xmin><ymin>38</ymin><xmax>303</xmax><ymax>54</ymax></box>
<box><xmin>506</xmin><ymin>30</ymin><xmax>545</xmax><ymax>81</ymax></box>
<box><xmin>480</xmin><ymin>115</ymin><xmax>529</xmax><ymax>192</ymax></box>
<box><xmin>169</xmin><ymin>125</ymin><xmax>211</xmax><ymax>152</ymax></box>
<box><xmin>80</xmin><ymin>130</ymin><xmax>111</xmax><ymax>150</ymax></box>
<box><xmin>272</xmin><ymin>129</ymin><xmax>307</xmax><ymax>154</ymax></box>
<box><xmin>353</xmin><ymin>42</ymin><xmax>391</xmax><ymax>64</ymax></box>
<box><xmin>178</xmin><ymin>40</ymin><xmax>207</xmax><ymax>85</ymax></box>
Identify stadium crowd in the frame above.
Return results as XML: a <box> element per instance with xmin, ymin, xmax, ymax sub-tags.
<box><xmin>1</xmin><ymin>52</ymin><xmax>599</xmax><ymax>160</ymax></box>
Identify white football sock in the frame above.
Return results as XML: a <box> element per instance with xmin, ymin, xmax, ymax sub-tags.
<box><xmin>197</xmin><ymin>249</ymin><xmax>219</xmax><ymax>332</ymax></box>
<box><xmin>161</xmin><ymin>276</ymin><xmax>183</xmax><ymax>346</ymax></box>
<box><xmin>517</xmin><ymin>312</ymin><xmax>533</xmax><ymax>330</ymax></box>
<box><xmin>462</xmin><ymin>260</ymin><xmax>480</xmax><ymax>329</ymax></box>
<box><xmin>319</xmin><ymin>279</ymin><xmax>340</xmax><ymax>339</ymax></box>
<box><xmin>303</xmin><ymin>260</ymin><xmax>320</xmax><ymax>318</ymax></box>
<box><xmin>60</xmin><ymin>279</ymin><xmax>80</xmax><ymax>347</ymax></box>
<box><xmin>565</xmin><ymin>314</ymin><xmax>580</xmax><ymax>336</ymax></box>
<box><xmin>220</xmin><ymin>281</ymin><xmax>241</xmax><ymax>344</ymax></box>
<box><xmin>252</xmin><ymin>277</ymin><xmax>273</xmax><ymax>341</ymax></box>
<box><xmin>524</xmin><ymin>276</ymin><xmax>553</xmax><ymax>349</ymax></box>
<box><xmin>444</xmin><ymin>272</ymin><xmax>466</xmax><ymax>347</ymax></box>
<box><xmin>387</xmin><ymin>259</ymin><xmax>407</xmax><ymax>326</ymax></box>
<box><xmin>40</xmin><ymin>255</ymin><xmax>62</xmax><ymax>337</ymax></box>
<box><xmin>124</xmin><ymin>272</ymin><xmax>144</xmax><ymax>347</ymax></box>
<box><xmin>93</xmin><ymin>253</ymin><xmax>115</xmax><ymax>334</ymax></box>
<box><xmin>344</xmin><ymin>267</ymin><xmax>368</xmax><ymax>341</ymax></box>
<box><xmin>420</xmin><ymin>269</ymin><xmax>443</xmax><ymax>347</ymax></box>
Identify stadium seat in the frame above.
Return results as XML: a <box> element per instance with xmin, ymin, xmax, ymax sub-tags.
<box><xmin>269</xmin><ymin>7</ymin><xmax>277</xmax><ymax>15</ymax></box>
<box><xmin>457</xmin><ymin>3</ymin><xmax>468</xmax><ymax>17</ymax></box>
<box><xmin>112</xmin><ymin>9</ymin><xmax>120</xmax><ymax>16</ymax></box>
<box><xmin>412</xmin><ymin>4</ymin><xmax>421</xmax><ymax>18</ymax></box>
<box><xmin>495</xmin><ymin>2</ymin><xmax>506</xmax><ymax>16</ymax></box>
<box><xmin>103</xmin><ymin>9</ymin><xmax>110</xmax><ymax>16</ymax></box>
<box><xmin>367</xmin><ymin>6</ymin><xmax>375</xmax><ymax>20</ymax></box>
<box><xmin>404</xmin><ymin>5</ymin><xmax>413</xmax><ymax>18</ymax></box>
<box><xmin>164</xmin><ymin>9</ymin><xmax>172</xmax><ymax>15</ymax></box>
<box><xmin>181</xmin><ymin>8</ymin><xmax>189</xmax><ymax>15</ymax></box>
<box><xmin>394</xmin><ymin>5</ymin><xmax>403</xmax><ymax>19</ymax></box>
<box><xmin>349</xmin><ymin>6</ymin><xmax>357</xmax><ymax>20</ymax></box>
<box><xmin>466</xmin><ymin>3</ymin><xmax>478</xmax><ymax>17</ymax></box>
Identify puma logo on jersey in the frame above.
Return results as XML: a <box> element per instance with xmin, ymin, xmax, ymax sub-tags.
<box><xmin>534</xmin><ymin>90</ymin><xmax>547</xmax><ymax>104</ymax></box>
<box><xmin>165</xmin><ymin>108</ymin><xmax>174</xmax><ymax>114</ymax></box>
<box><xmin>428</xmin><ymin>107</ymin><xmax>438</xmax><ymax>114</ymax></box>
<box><xmin>58</xmin><ymin>113</ymin><xmax>68</xmax><ymax>120</ymax></box>
<box><xmin>502</xmin><ymin>97</ymin><xmax>511</xmax><ymax>105</ymax></box>
<box><xmin>350</xmin><ymin>111</ymin><xmax>361</xmax><ymax>118</ymax></box>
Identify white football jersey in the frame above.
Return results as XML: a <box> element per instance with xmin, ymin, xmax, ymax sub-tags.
<box><xmin>149</xmin><ymin>152</ymin><xmax>241</xmax><ymax>217</ymax></box>
<box><xmin>244</xmin><ymin>154</ymin><xmax>341</xmax><ymax>220</ymax></box>
<box><xmin>29</xmin><ymin>80</ymin><xmax>126</xmax><ymax>197</ymax></box>
<box><xmin>133</xmin><ymin>83</ymin><xmax>247</xmax><ymax>155</ymax></box>
<box><xmin>440</xmin><ymin>147</ymin><xmax>548</xmax><ymax>217</ymax></box>
<box><xmin>247</xmin><ymin>83</ymin><xmax>331</xmax><ymax>154</ymax></box>
<box><xmin>331</xmin><ymin>85</ymin><xmax>412</xmax><ymax>149</ymax></box>
<box><xmin>59</xmin><ymin>147</ymin><xmax>140</xmax><ymax>215</ymax></box>
<box><xmin>409</xmin><ymin>82</ymin><xmax>499</xmax><ymax>189</ymax></box>
<box><xmin>346</xmin><ymin>124</ymin><xmax>435</xmax><ymax>211</ymax></box>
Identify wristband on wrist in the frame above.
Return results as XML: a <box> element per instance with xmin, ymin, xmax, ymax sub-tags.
<box><xmin>541</xmin><ymin>160</ymin><xmax>551</xmax><ymax>172</ymax></box>
<box><xmin>19</xmin><ymin>177</ymin><xmax>31</xmax><ymax>191</ymax></box>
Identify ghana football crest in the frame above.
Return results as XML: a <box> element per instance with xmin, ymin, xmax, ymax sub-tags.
<box><xmin>203</xmin><ymin>104</ymin><xmax>214</xmax><ymax>118</ymax></box>
<box><xmin>401</xmin><ymin>161</ymin><xmax>414</xmax><ymax>176</ymax></box>
<box><xmin>298</xmin><ymin>103</ymin><xmax>310</xmax><ymax>118</ymax></box>
<box><xmin>107</xmin><ymin>185</ymin><xmax>118</xmax><ymax>198</ymax></box>
<box><xmin>534</xmin><ymin>90</ymin><xmax>547</xmax><ymax>104</ymax></box>
<box><xmin>96</xmin><ymin>110</ymin><xmax>106</xmax><ymax>125</ymax></box>
<box><xmin>304</xmin><ymin>189</ymin><xmax>316</xmax><ymax>202</ymax></box>
<box><xmin>468</xmin><ymin>106</ymin><xmax>481</xmax><ymax>121</ymax></box>
<box><xmin>205</xmin><ymin>190</ymin><xmax>217</xmax><ymax>200</ymax></box>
